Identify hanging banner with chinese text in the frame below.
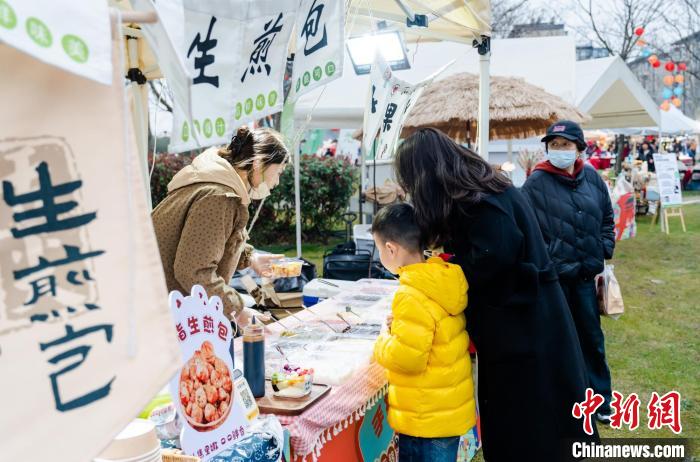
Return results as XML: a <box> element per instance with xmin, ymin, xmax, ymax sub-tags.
<box><xmin>290</xmin><ymin>0</ymin><xmax>344</xmax><ymax>101</ymax></box>
<box><xmin>0</xmin><ymin>0</ymin><xmax>112</xmax><ymax>84</ymax></box>
<box><xmin>0</xmin><ymin>37</ymin><xmax>179</xmax><ymax>462</ymax></box>
<box><xmin>362</xmin><ymin>55</ymin><xmax>393</xmax><ymax>156</ymax></box>
<box><xmin>170</xmin><ymin>0</ymin><xmax>298</xmax><ymax>153</ymax></box>
<box><xmin>170</xmin><ymin>1</ymin><xmax>241</xmax><ymax>153</ymax></box>
<box><xmin>168</xmin><ymin>286</ymin><xmax>257</xmax><ymax>461</ymax></box>
<box><xmin>230</xmin><ymin>0</ymin><xmax>298</xmax><ymax>130</ymax></box>
<box><xmin>364</xmin><ymin>57</ymin><xmax>454</xmax><ymax>160</ymax></box>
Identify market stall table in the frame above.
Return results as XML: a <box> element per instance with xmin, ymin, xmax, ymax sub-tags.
<box><xmin>233</xmin><ymin>279</ymin><xmax>480</xmax><ymax>462</ymax></box>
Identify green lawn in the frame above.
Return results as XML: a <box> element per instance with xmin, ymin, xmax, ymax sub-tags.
<box><xmin>597</xmin><ymin>200</ymin><xmax>699</xmax><ymax>446</ymax></box>
<box><xmin>258</xmin><ymin>238</ymin><xmax>343</xmax><ymax>271</ymax></box>
<box><xmin>260</xmin><ymin>200</ymin><xmax>700</xmax><ymax>456</ymax></box>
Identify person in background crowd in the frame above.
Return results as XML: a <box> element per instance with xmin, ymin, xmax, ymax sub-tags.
<box><xmin>394</xmin><ymin>128</ymin><xmax>595</xmax><ymax>462</ymax></box>
<box><xmin>152</xmin><ymin>126</ymin><xmax>287</xmax><ymax>328</ymax></box>
<box><xmin>622</xmin><ymin>142</ymin><xmax>631</xmax><ymax>162</ymax></box>
<box><xmin>689</xmin><ymin>141</ymin><xmax>698</xmax><ymax>163</ymax></box>
<box><xmin>522</xmin><ymin>120</ymin><xmax>616</xmax><ymax>425</ymax></box>
<box><xmin>638</xmin><ymin>141</ymin><xmax>656</xmax><ymax>172</ymax></box>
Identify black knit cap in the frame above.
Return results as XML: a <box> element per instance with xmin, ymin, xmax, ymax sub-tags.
<box><xmin>541</xmin><ymin>120</ymin><xmax>586</xmax><ymax>151</ymax></box>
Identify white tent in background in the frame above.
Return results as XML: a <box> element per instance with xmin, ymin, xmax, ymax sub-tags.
<box><xmin>295</xmin><ymin>35</ymin><xmax>577</xmax><ymax>129</ymax></box>
<box><xmin>576</xmin><ymin>56</ymin><xmax>660</xmax><ymax>129</ymax></box>
<box><xmin>657</xmin><ymin>106</ymin><xmax>700</xmax><ymax>134</ymax></box>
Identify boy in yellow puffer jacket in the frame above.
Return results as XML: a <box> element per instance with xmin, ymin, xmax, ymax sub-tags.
<box><xmin>372</xmin><ymin>203</ymin><xmax>476</xmax><ymax>462</ymax></box>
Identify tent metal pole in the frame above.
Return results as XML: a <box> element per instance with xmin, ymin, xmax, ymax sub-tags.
<box><xmin>294</xmin><ymin>142</ymin><xmax>302</xmax><ymax>258</ymax></box>
<box><xmin>125</xmin><ymin>33</ymin><xmax>152</xmax><ymax>209</ymax></box>
<box><xmin>475</xmin><ymin>36</ymin><xmax>491</xmax><ymax>161</ymax></box>
<box><xmin>360</xmin><ymin>145</ymin><xmax>366</xmax><ymax>224</ymax></box>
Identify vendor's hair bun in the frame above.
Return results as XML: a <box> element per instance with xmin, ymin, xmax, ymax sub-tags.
<box><xmin>220</xmin><ymin>126</ymin><xmax>254</xmax><ymax>165</ymax></box>
<box><xmin>219</xmin><ymin>126</ymin><xmax>288</xmax><ymax>171</ymax></box>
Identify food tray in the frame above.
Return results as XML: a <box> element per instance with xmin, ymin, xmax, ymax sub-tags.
<box><xmin>256</xmin><ymin>381</ymin><xmax>331</xmax><ymax>416</ymax></box>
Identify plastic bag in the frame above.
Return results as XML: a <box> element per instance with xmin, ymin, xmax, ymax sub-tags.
<box><xmin>595</xmin><ymin>264</ymin><xmax>624</xmax><ymax>319</ymax></box>
<box><xmin>209</xmin><ymin>415</ymin><xmax>284</xmax><ymax>462</ymax></box>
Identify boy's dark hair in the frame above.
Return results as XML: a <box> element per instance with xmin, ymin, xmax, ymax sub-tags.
<box><xmin>370</xmin><ymin>203</ymin><xmax>422</xmax><ymax>252</ymax></box>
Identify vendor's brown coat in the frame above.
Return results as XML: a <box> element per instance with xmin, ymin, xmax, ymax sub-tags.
<box><xmin>152</xmin><ymin>148</ymin><xmax>253</xmax><ymax>318</ymax></box>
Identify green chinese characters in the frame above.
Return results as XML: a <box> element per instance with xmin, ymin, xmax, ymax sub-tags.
<box><xmin>181</xmin><ymin>121</ymin><xmax>190</xmax><ymax>142</ymax></box>
<box><xmin>255</xmin><ymin>94</ymin><xmax>265</xmax><ymax>111</ymax></box>
<box><xmin>202</xmin><ymin>119</ymin><xmax>213</xmax><ymax>138</ymax></box>
<box><xmin>0</xmin><ymin>0</ymin><xmax>17</xmax><ymax>30</ymax></box>
<box><xmin>215</xmin><ymin>117</ymin><xmax>226</xmax><ymax>137</ymax></box>
<box><xmin>4</xmin><ymin>6</ymin><xmax>91</xmax><ymax>64</ymax></box>
<box><xmin>26</xmin><ymin>17</ymin><xmax>51</xmax><ymax>47</ymax></box>
<box><xmin>61</xmin><ymin>34</ymin><xmax>89</xmax><ymax>63</ymax></box>
<box><xmin>244</xmin><ymin>98</ymin><xmax>254</xmax><ymax>115</ymax></box>
<box><xmin>268</xmin><ymin>90</ymin><xmax>278</xmax><ymax>107</ymax></box>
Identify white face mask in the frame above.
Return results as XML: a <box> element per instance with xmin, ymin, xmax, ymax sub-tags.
<box><xmin>249</xmin><ymin>181</ymin><xmax>271</xmax><ymax>200</ymax></box>
<box><xmin>547</xmin><ymin>150</ymin><xmax>577</xmax><ymax>169</ymax></box>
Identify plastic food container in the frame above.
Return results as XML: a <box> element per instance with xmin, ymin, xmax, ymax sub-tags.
<box><xmin>270</xmin><ymin>258</ymin><xmax>304</xmax><ymax>278</ymax></box>
<box><xmin>271</xmin><ymin>365</ymin><xmax>314</xmax><ymax>398</ymax></box>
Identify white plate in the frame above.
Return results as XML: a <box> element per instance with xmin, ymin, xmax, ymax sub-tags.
<box><xmin>94</xmin><ymin>445</ymin><xmax>160</xmax><ymax>462</ymax></box>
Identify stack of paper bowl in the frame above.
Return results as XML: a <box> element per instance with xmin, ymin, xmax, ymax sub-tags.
<box><xmin>95</xmin><ymin>419</ymin><xmax>161</xmax><ymax>462</ymax></box>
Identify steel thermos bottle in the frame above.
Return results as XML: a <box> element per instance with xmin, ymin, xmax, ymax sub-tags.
<box><xmin>243</xmin><ymin>317</ymin><xmax>265</xmax><ymax>398</ymax></box>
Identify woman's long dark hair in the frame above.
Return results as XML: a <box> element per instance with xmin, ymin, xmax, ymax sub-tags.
<box><xmin>394</xmin><ymin>128</ymin><xmax>511</xmax><ymax>247</ymax></box>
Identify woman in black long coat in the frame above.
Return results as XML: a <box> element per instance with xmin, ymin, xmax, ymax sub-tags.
<box><xmin>393</xmin><ymin>128</ymin><xmax>597</xmax><ymax>461</ymax></box>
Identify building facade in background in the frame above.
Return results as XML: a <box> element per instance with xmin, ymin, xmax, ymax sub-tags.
<box><xmin>509</xmin><ymin>20</ymin><xmax>567</xmax><ymax>38</ymax></box>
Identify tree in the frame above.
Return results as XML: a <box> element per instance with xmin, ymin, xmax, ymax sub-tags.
<box><xmin>573</xmin><ymin>0</ymin><xmax>663</xmax><ymax>61</ymax></box>
<box><xmin>490</xmin><ymin>0</ymin><xmax>536</xmax><ymax>38</ymax></box>
<box><xmin>660</xmin><ymin>0</ymin><xmax>700</xmax><ymax>82</ymax></box>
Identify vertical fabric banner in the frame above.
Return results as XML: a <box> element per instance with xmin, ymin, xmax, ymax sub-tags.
<box><xmin>374</xmin><ymin>81</ymin><xmax>426</xmax><ymax>160</ymax></box>
<box><xmin>289</xmin><ymin>0</ymin><xmax>344</xmax><ymax>101</ymax></box>
<box><xmin>170</xmin><ymin>1</ymin><xmax>243</xmax><ymax>153</ymax></box>
<box><xmin>362</xmin><ymin>55</ymin><xmax>394</xmax><ymax>157</ymax></box>
<box><xmin>230</xmin><ymin>0</ymin><xmax>298</xmax><ymax>130</ymax></box>
<box><xmin>171</xmin><ymin>0</ymin><xmax>298</xmax><ymax>153</ymax></box>
<box><xmin>363</xmin><ymin>57</ymin><xmax>454</xmax><ymax>160</ymax></box>
<box><xmin>0</xmin><ymin>37</ymin><xmax>180</xmax><ymax>462</ymax></box>
<box><xmin>0</xmin><ymin>0</ymin><xmax>112</xmax><ymax>84</ymax></box>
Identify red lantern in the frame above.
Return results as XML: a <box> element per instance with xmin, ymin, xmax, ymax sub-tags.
<box><xmin>678</xmin><ymin>62</ymin><xmax>687</xmax><ymax>71</ymax></box>
<box><xmin>652</xmin><ymin>60</ymin><xmax>661</xmax><ymax>68</ymax></box>
<box><xmin>634</xmin><ymin>27</ymin><xmax>645</xmax><ymax>36</ymax></box>
<box><xmin>665</xmin><ymin>62</ymin><xmax>675</xmax><ymax>72</ymax></box>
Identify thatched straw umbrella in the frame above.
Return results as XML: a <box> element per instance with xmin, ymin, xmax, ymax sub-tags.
<box><xmin>402</xmin><ymin>72</ymin><xmax>589</xmax><ymax>143</ymax></box>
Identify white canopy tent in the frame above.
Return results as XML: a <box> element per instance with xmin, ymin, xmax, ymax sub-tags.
<box><xmin>656</xmin><ymin>106</ymin><xmax>700</xmax><ymax>133</ymax></box>
<box><xmin>576</xmin><ymin>56</ymin><xmax>660</xmax><ymax>129</ymax></box>
<box><xmin>295</xmin><ymin>35</ymin><xmax>577</xmax><ymax>129</ymax></box>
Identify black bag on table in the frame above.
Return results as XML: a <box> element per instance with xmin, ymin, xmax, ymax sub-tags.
<box><xmin>322</xmin><ymin>242</ymin><xmax>390</xmax><ymax>281</ymax></box>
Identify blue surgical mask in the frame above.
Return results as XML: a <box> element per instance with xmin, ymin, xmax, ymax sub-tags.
<box><xmin>547</xmin><ymin>150</ymin><xmax>577</xmax><ymax>169</ymax></box>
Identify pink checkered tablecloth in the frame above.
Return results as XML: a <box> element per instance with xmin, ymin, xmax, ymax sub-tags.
<box><xmin>268</xmin><ymin>362</ymin><xmax>388</xmax><ymax>461</ymax></box>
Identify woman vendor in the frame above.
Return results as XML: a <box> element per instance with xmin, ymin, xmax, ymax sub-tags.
<box><xmin>152</xmin><ymin>126</ymin><xmax>288</xmax><ymax>328</ymax></box>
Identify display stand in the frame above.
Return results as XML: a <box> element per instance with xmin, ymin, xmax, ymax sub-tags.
<box><xmin>651</xmin><ymin>203</ymin><xmax>687</xmax><ymax>234</ymax></box>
